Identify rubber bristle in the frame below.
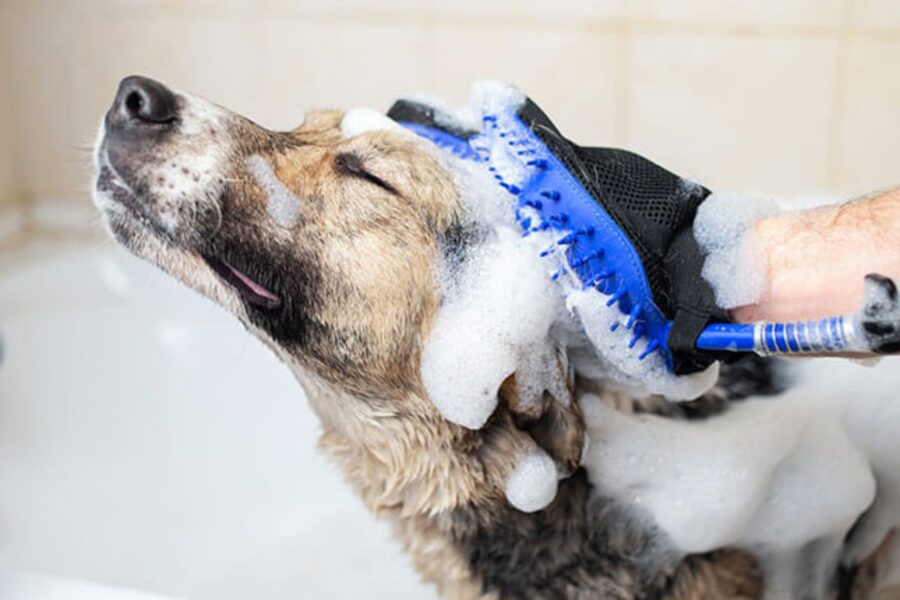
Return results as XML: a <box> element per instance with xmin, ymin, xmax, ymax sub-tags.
<box><xmin>639</xmin><ymin>339</ymin><xmax>660</xmax><ymax>360</ymax></box>
<box><xmin>606</xmin><ymin>289</ymin><xmax>625</xmax><ymax>307</ymax></box>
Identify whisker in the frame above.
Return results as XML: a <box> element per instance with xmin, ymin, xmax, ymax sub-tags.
<box><xmin>69</xmin><ymin>144</ymin><xmax>96</xmax><ymax>154</ymax></box>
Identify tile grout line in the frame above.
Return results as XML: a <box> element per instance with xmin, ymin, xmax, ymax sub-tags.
<box><xmin>613</xmin><ymin>21</ymin><xmax>630</xmax><ymax>147</ymax></box>
<box><xmin>828</xmin><ymin>0</ymin><xmax>856</xmax><ymax>192</ymax></box>
<box><xmin>420</xmin><ymin>8</ymin><xmax>436</xmax><ymax>97</ymax></box>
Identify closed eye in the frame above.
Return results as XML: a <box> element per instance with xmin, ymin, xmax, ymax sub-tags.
<box><xmin>334</xmin><ymin>152</ymin><xmax>400</xmax><ymax>196</ymax></box>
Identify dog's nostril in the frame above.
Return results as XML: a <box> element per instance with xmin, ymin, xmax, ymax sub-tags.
<box><xmin>109</xmin><ymin>75</ymin><xmax>178</xmax><ymax>128</ymax></box>
<box><xmin>125</xmin><ymin>90</ymin><xmax>144</xmax><ymax>116</ymax></box>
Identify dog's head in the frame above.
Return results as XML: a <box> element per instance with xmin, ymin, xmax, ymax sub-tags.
<box><xmin>93</xmin><ymin>77</ymin><xmax>584</xmax><ymax>507</ymax></box>
<box><xmin>94</xmin><ymin>76</ymin><xmax>464</xmax><ymax>402</ymax></box>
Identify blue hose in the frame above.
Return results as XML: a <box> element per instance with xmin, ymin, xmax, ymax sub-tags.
<box><xmin>695</xmin><ymin>316</ymin><xmax>865</xmax><ymax>356</ymax></box>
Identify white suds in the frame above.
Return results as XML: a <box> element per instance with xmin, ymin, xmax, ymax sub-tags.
<box><xmin>405</xmin><ymin>80</ymin><xmax>527</xmax><ymax>134</ymax></box>
<box><xmin>566</xmin><ymin>289</ymin><xmax>720</xmax><ymax>400</ymax></box>
<box><xmin>415</xmin><ymin>81</ymin><xmax>565</xmax><ymax>431</ymax></box>
<box><xmin>403</xmin><ymin>92</ymin><xmax>483</xmax><ymax>133</ymax></box>
<box><xmin>694</xmin><ymin>191</ymin><xmax>779</xmax><ymax>309</ymax></box>
<box><xmin>245</xmin><ymin>155</ymin><xmax>301</xmax><ymax>228</ymax></box>
<box><xmin>420</xmin><ymin>226</ymin><xmax>564</xmax><ymax>429</ymax></box>
<box><xmin>582</xmin><ymin>357</ymin><xmax>900</xmax><ymax>595</ymax></box>
<box><xmin>341</xmin><ymin>108</ymin><xmax>412</xmax><ymax>138</ymax></box>
<box><xmin>505</xmin><ymin>450</ymin><xmax>559</xmax><ymax>513</ymax></box>
<box><xmin>467</xmin><ymin>79</ymin><xmax>527</xmax><ymax>118</ymax></box>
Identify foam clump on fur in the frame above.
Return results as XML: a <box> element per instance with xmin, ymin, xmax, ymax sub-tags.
<box><xmin>245</xmin><ymin>155</ymin><xmax>301</xmax><ymax>228</ymax></box>
<box><xmin>566</xmin><ymin>289</ymin><xmax>719</xmax><ymax>400</ymax></box>
<box><xmin>694</xmin><ymin>191</ymin><xmax>779</xmax><ymax>309</ymax></box>
<box><xmin>505</xmin><ymin>450</ymin><xmax>559</xmax><ymax>513</ymax></box>
<box><xmin>420</xmin><ymin>226</ymin><xmax>564</xmax><ymax>429</ymax></box>
<box><xmin>341</xmin><ymin>107</ymin><xmax>412</xmax><ymax>138</ymax></box>
<box><xmin>417</xmin><ymin>81</ymin><xmax>561</xmax><ymax>431</ymax></box>
<box><xmin>582</xmin><ymin>357</ymin><xmax>900</xmax><ymax>597</ymax></box>
<box><xmin>407</xmin><ymin>80</ymin><xmax>526</xmax><ymax>135</ymax></box>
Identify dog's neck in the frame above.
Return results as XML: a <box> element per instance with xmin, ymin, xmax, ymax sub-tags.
<box><xmin>288</xmin><ymin>366</ymin><xmax>690</xmax><ymax>598</ymax></box>
<box><xmin>292</xmin><ymin>367</ymin><xmax>489</xmax><ymax>511</ymax></box>
<box><xmin>289</xmin><ymin>366</ymin><xmax>512</xmax><ymax>596</ymax></box>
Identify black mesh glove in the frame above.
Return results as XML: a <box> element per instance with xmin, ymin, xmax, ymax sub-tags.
<box><xmin>516</xmin><ymin>99</ymin><xmax>731</xmax><ymax>374</ymax></box>
<box><xmin>389</xmin><ymin>97</ymin><xmax>731</xmax><ymax>375</ymax></box>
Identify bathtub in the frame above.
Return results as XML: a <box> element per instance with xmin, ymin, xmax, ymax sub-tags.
<box><xmin>0</xmin><ymin>240</ymin><xmax>433</xmax><ymax>599</ymax></box>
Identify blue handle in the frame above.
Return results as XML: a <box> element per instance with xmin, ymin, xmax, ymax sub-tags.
<box><xmin>694</xmin><ymin>316</ymin><xmax>864</xmax><ymax>356</ymax></box>
<box><xmin>696</xmin><ymin>323</ymin><xmax>756</xmax><ymax>352</ymax></box>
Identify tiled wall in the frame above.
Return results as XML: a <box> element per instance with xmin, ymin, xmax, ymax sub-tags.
<box><xmin>1</xmin><ymin>0</ymin><xmax>899</xmax><ymax>216</ymax></box>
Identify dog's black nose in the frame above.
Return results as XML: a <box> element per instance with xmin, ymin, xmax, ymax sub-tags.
<box><xmin>107</xmin><ymin>76</ymin><xmax>178</xmax><ymax>130</ymax></box>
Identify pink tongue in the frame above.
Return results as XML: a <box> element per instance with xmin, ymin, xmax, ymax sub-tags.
<box><xmin>225</xmin><ymin>263</ymin><xmax>281</xmax><ymax>303</ymax></box>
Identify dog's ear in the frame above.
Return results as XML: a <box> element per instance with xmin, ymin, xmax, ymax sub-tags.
<box><xmin>498</xmin><ymin>348</ymin><xmax>585</xmax><ymax>478</ymax></box>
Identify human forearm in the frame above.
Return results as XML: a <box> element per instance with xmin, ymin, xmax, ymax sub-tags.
<box><xmin>731</xmin><ymin>189</ymin><xmax>900</xmax><ymax>324</ymax></box>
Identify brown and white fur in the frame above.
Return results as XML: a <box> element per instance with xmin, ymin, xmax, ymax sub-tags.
<box><xmin>92</xmin><ymin>76</ymin><xmax>895</xmax><ymax>599</ymax></box>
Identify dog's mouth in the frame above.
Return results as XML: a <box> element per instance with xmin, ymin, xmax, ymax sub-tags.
<box><xmin>97</xmin><ymin>154</ymin><xmax>283</xmax><ymax>311</ymax></box>
<box><xmin>96</xmin><ymin>160</ymin><xmax>158</xmax><ymax>230</ymax></box>
<box><xmin>201</xmin><ymin>254</ymin><xmax>283</xmax><ymax>310</ymax></box>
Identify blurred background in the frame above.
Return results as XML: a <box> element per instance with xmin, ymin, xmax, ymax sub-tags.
<box><xmin>0</xmin><ymin>0</ymin><xmax>898</xmax><ymax>598</ymax></box>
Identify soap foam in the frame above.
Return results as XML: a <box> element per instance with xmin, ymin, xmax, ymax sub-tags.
<box><xmin>505</xmin><ymin>449</ymin><xmax>559</xmax><ymax>513</ymax></box>
<box><xmin>582</xmin><ymin>358</ymin><xmax>900</xmax><ymax>595</ymax></box>
<box><xmin>694</xmin><ymin>191</ymin><xmax>779</xmax><ymax>309</ymax></box>
<box><xmin>420</xmin><ymin>225</ymin><xmax>564</xmax><ymax>429</ymax></box>
<box><xmin>245</xmin><ymin>155</ymin><xmax>301</xmax><ymax>228</ymax></box>
<box><xmin>566</xmin><ymin>288</ymin><xmax>720</xmax><ymax>400</ymax></box>
<box><xmin>341</xmin><ymin>108</ymin><xmax>413</xmax><ymax>138</ymax></box>
<box><xmin>406</xmin><ymin>80</ymin><xmax>526</xmax><ymax>135</ymax></box>
<box><xmin>403</xmin><ymin>92</ymin><xmax>483</xmax><ymax>133</ymax></box>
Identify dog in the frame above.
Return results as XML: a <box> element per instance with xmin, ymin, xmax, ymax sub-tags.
<box><xmin>92</xmin><ymin>76</ymin><xmax>898</xmax><ymax>599</ymax></box>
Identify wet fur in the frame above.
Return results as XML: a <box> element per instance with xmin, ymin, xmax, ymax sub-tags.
<box><xmin>93</xmin><ymin>84</ymin><xmax>895</xmax><ymax>599</ymax></box>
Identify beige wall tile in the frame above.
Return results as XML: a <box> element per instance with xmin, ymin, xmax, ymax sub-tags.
<box><xmin>2</xmin><ymin>9</ymin><xmax>95</xmax><ymax>201</ymax></box>
<box><xmin>86</xmin><ymin>14</ymin><xmax>250</xmax><ymax>121</ymax></box>
<box><xmin>427</xmin><ymin>25</ymin><xmax>621</xmax><ymax>145</ymax></box>
<box><xmin>431</xmin><ymin>0</ymin><xmax>623</xmax><ymax>21</ymax></box>
<box><xmin>5</xmin><ymin>0</ymin><xmax>423</xmax><ymax>17</ymax></box>
<box><xmin>162</xmin><ymin>0</ymin><xmax>431</xmax><ymax>21</ymax></box>
<box><xmin>631</xmin><ymin>0</ymin><xmax>847</xmax><ymax>29</ymax></box>
<box><xmin>247</xmin><ymin>0</ymin><xmax>429</xmax><ymax>14</ymax></box>
<box><xmin>625</xmin><ymin>32</ymin><xmax>839</xmax><ymax>194</ymax></box>
<box><xmin>91</xmin><ymin>14</ymin><xmax>424</xmax><ymax>129</ymax></box>
<box><xmin>187</xmin><ymin>0</ymin><xmax>428</xmax><ymax>16</ymax></box>
<box><xmin>837</xmin><ymin>38</ymin><xmax>900</xmax><ymax>195</ymax></box>
<box><xmin>6</xmin><ymin>8</ymin><xmax>424</xmax><ymax>204</ymax></box>
<box><xmin>242</xmin><ymin>17</ymin><xmax>425</xmax><ymax>127</ymax></box>
<box><xmin>851</xmin><ymin>0</ymin><xmax>900</xmax><ymax>32</ymax></box>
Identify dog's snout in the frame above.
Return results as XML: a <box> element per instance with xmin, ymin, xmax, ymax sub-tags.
<box><xmin>107</xmin><ymin>75</ymin><xmax>178</xmax><ymax>130</ymax></box>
